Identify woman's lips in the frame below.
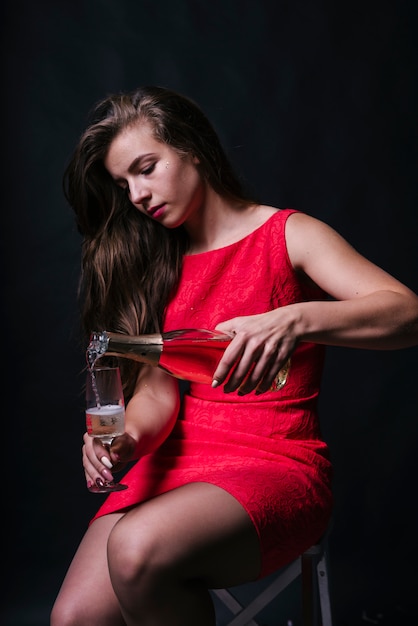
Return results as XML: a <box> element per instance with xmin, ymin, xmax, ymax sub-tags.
<box><xmin>148</xmin><ymin>203</ymin><xmax>166</xmax><ymax>218</ymax></box>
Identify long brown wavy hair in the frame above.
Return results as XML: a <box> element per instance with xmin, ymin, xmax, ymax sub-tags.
<box><xmin>64</xmin><ymin>85</ymin><xmax>255</xmax><ymax>398</ymax></box>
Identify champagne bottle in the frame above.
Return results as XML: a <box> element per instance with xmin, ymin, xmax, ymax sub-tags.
<box><xmin>87</xmin><ymin>328</ymin><xmax>289</xmax><ymax>389</ymax></box>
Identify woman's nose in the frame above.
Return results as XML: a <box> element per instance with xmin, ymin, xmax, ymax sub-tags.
<box><xmin>129</xmin><ymin>180</ymin><xmax>150</xmax><ymax>204</ymax></box>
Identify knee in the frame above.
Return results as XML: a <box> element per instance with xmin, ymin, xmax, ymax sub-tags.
<box><xmin>107</xmin><ymin>515</ymin><xmax>165</xmax><ymax>589</ymax></box>
<box><xmin>51</xmin><ymin>596</ymin><xmax>122</xmax><ymax>626</ymax></box>
<box><xmin>51</xmin><ymin>596</ymin><xmax>83</xmax><ymax>626</ymax></box>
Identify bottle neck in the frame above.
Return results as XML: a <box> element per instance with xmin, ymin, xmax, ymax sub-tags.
<box><xmin>105</xmin><ymin>332</ymin><xmax>163</xmax><ymax>367</ymax></box>
<box><xmin>87</xmin><ymin>329</ymin><xmax>233</xmax><ymax>372</ymax></box>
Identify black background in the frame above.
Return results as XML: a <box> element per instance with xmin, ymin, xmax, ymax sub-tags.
<box><xmin>1</xmin><ymin>1</ymin><xmax>417</xmax><ymax>624</ymax></box>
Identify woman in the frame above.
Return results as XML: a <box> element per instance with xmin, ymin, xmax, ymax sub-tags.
<box><xmin>51</xmin><ymin>86</ymin><xmax>418</xmax><ymax>626</ymax></box>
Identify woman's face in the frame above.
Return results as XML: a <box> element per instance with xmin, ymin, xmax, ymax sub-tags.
<box><xmin>104</xmin><ymin>121</ymin><xmax>204</xmax><ymax>228</ymax></box>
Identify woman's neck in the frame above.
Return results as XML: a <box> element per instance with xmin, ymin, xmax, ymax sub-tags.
<box><xmin>184</xmin><ymin>196</ymin><xmax>275</xmax><ymax>255</ymax></box>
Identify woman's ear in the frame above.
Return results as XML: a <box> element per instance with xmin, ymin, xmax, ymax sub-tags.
<box><xmin>192</xmin><ymin>154</ymin><xmax>200</xmax><ymax>165</ymax></box>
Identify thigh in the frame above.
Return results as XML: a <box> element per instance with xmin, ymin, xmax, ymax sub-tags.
<box><xmin>111</xmin><ymin>482</ymin><xmax>261</xmax><ymax>588</ymax></box>
<box><xmin>52</xmin><ymin>513</ymin><xmax>126</xmax><ymax>625</ymax></box>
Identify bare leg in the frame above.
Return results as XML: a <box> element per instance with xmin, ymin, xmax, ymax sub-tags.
<box><xmin>107</xmin><ymin>482</ymin><xmax>261</xmax><ymax>626</ymax></box>
<box><xmin>50</xmin><ymin>513</ymin><xmax>126</xmax><ymax>626</ymax></box>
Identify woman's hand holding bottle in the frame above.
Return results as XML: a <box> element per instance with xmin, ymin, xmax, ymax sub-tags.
<box><xmin>213</xmin><ymin>309</ymin><xmax>298</xmax><ymax>395</ymax></box>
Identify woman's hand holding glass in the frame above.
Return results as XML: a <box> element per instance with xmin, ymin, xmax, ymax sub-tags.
<box><xmin>85</xmin><ymin>366</ymin><xmax>129</xmax><ymax>493</ymax></box>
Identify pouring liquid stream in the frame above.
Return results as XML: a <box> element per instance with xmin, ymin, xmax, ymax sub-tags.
<box><xmin>87</xmin><ymin>341</ymin><xmax>102</xmax><ymax>408</ymax></box>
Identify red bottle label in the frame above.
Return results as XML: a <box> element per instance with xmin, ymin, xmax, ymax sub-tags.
<box><xmin>159</xmin><ymin>338</ymin><xmax>231</xmax><ymax>384</ymax></box>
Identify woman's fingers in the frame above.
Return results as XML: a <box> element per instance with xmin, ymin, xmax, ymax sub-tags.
<box><xmin>213</xmin><ymin>334</ymin><xmax>292</xmax><ymax>395</ymax></box>
<box><xmin>82</xmin><ymin>433</ymin><xmax>114</xmax><ymax>486</ymax></box>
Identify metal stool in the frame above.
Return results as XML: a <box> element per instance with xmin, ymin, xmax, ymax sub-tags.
<box><xmin>212</xmin><ymin>533</ymin><xmax>333</xmax><ymax>626</ymax></box>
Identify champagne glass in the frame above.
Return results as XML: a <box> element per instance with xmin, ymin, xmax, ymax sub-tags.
<box><xmin>85</xmin><ymin>366</ymin><xmax>128</xmax><ymax>493</ymax></box>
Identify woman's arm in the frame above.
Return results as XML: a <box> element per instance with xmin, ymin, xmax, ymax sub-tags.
<box><xmin>214</xmin><ymin>211</ymin><xmax>418</xmax><ymax>394</ymax></box>
<box><xmin>83</xmin><ymin>365</ymin><xmax>180</xmax><ymax>487</ymax></box>
<box><xmin>123</xmin><ymin>364</ymin><xmax>181</xmax><ymax>458</ymax></box>
<box><xmin>285</xmin><ymin>211</ymin><xmax>418</xmax><ymax>349</ymax></box>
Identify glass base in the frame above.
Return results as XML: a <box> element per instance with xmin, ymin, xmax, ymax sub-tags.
<box><xmin>88</xmin><ymin>482</ymin><xmax>128</xmax><ymax>493</ymax></box>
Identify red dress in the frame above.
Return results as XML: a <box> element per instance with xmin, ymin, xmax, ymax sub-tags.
<box><xmin>91</xmin><ymin>208</ymin><xmax>333</xmax><ymax>578</ymax></box>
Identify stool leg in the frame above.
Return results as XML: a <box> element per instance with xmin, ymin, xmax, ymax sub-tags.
<box><xmin>316</xmin><ymin>550</ymin><xmax>333</xmax><ymax>626</ymax></box>
<box><xmin>301</xmin><ymin>552</ymin><xmax>320</xmax><ymax>626</ymax></box>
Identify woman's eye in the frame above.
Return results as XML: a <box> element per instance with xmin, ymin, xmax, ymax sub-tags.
<box><xmin>141</xmin><ymin>163</ymin><xmax>156</xmax><ymax>176</ymax></box>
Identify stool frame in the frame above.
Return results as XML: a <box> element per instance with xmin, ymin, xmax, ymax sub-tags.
<box><xmin>212</xmin><ymin>535</ymin><xmax>333</xmax><ymax>626</ymax></box>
